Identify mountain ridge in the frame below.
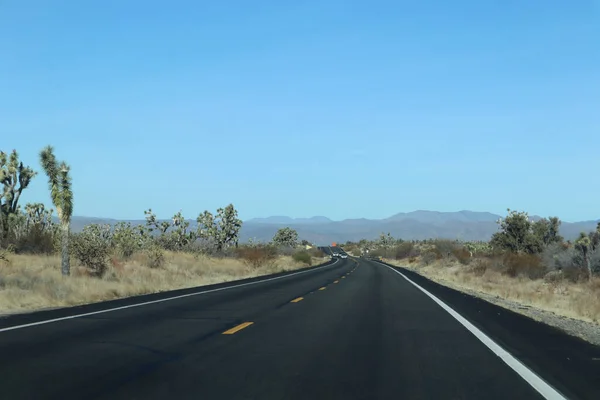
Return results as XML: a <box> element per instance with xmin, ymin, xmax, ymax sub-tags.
<box><xmin>64</xmin><ymin>210</ymin><xmax>599</xmax><ymax>245</ymax></box>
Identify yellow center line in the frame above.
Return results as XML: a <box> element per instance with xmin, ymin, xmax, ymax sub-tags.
<box><xmin>222</xmin><ymin>321</ymin><xmax>254</xmax><ymax>335</ymax></box>
<box><xmin>290</xmin><ymin>297</ymin><xmax>304</xmax><ymax>303</ymax></box>
<box><xmin>319</xmin><ymin>287</ymin><xmax>326</xmax><ymax>291</ymax></box>
<box><xmin>341</xmin><ymin>276</ymin><xmax>345</xmax><ymax>279</ymax></box>
<box><xmin>334</xmin><ymin>280</ymin><xmax>339</xmax><ymax>284</ymax></box>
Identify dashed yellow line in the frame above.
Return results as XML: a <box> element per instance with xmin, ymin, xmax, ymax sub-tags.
<box><xmin>334</xmin><ymin>280</ymin><xmax>339</xmax><ymax>284</ymax></box>
<box><xmin>341</xmin><ymin>276</ymin><xmax>345</xmax><ymax>279</ymax></box>
<box><xmin>290</xmin><ymin>297</ymin><xmax>304</xmax><ymax>303</ymax></box>
<box><xmin>222</xmin><ymin>322</ymin><xmax>254</xmax><ymax>335</ymax></box>
<box><xmin>319</xmin><ymin>287</ymin><xmax>326</xmax><ymax>291</ymax></box>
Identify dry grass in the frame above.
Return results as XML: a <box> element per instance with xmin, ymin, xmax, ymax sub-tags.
<box><xmin>0</xmin><ymin>252</ymin><xmax>329</xmax><ymax>314</ymax></box>
<box><xmin>384</xmin><ymin>257</ymin><xmax>600</xmax><ymax>325</ymax></box>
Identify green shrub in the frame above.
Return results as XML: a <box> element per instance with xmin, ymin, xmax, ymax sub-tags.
<box><xmin>71</xmin><ymin>224</ymin><xmax>112</xmax><ymax>277</ymax></box>
<box><xmin>145</xmin><ymin>244</ymin><xmax>165</xmax><ymax>269</ymax></box>
<box><xmin>112</xmin><ymin>222</ymin><xmax>140</xmax><ymax>259</ymax></box>
<box><xmin>292</xmin><ymin>251</ymin><xmax>312</xmax><ymax>266</ymax></box>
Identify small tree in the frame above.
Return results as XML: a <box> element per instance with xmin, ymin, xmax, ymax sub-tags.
<box><xmin>0</xmin><ymin>150</ymin><xmax>36</xmax><ymax>243</ymax></box>
<box><xmin>272</xmin><ymin>227</ymin><xmax>299</xmax><ymax>248</ymax></box>
<box><xmin>40</xmin><ymin>146</ymin><xmax>73</xmax><ymax>276</ymax></box>
<box><xmin>197</xmin><ymin>204</ymin><xmax>242</xmax><ymax>252</ymax></box>
<box><xmin>491</xmin><ymin>209</ymin><xmax>532</xmax><ymax>253</ymax></box>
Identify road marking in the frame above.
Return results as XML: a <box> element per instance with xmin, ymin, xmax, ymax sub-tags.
<box><xmin>380</xmin><ymin>263</ymin><xmax>567</xmax><ymax>400</ymax></box>
<box><xmin>290</xmin><ymin>297</ymin><xmax>304</xmax><ymax>303</ymax></box>
<box><xmin>222</xmin><ymin>321</ymin><xmax>254</xmax><ymax>335</ymax></box>
<box><xmin>333</xmin><ymin>280</ymin><xmax>339</xmax><ymax>284</ymax></box>
<box><xmin>0</xmin><ymin>259</ymin><xmax>340</xmax><ymax>333</ymax></box>
<box><xmin>319</xmin><ymin>287</ymin><xmax>326</xmax><ymax>291</ymax></box>
<box><xmin>341</xmin><ymin>276</ymin><xmax>345</xmax><ymax>279</ymax></box>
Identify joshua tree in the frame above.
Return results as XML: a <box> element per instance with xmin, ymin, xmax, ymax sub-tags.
<box><xmin>0</xmin><ymin>150</ymin><xmax>36</xmax><ymax>242</ymax></box>
<box><xmin>40</xmin><ymin>146</ymin><xmax>73</xmax><ymax>276</ymax></box>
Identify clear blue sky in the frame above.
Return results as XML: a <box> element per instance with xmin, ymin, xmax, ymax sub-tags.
<box><xmin>1</xmin><ymin>1</ymin><xmax>599</xmax><ymax>222</ymax></box>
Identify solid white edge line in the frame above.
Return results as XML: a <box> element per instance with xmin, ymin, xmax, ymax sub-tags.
<box><xmin>0</xmin><ymin>259</ymin><xmax>340</xmax><ymax>333</ymax></box>
<box><xmin>378</xmin><ymin>262</ymin><xmax>567</xmax><ymax>400</ymax></box>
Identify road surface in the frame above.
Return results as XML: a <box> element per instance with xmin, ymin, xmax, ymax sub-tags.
<box><xmin>0</xmin><ymin>256</ymin><xmax>599</xmax><ymax>399</ymax></box>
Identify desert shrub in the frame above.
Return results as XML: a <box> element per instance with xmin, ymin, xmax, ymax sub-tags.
<box><xmin>421</xmin><ymin>250</ymin><xmax>437</xmax><ymax>265</ymax></box>
<box><xmin>71</xmin><ymin>224</ymin><xmax>113</xmax><ymax>277</ymax></box>
<box><xmin>452</xmin><ymin>247</ymin><xmax>472</xmax><ymax>265</ymax></box>
<box><xmin>112</xmin><ymin>222</ymin><xmax>141</xmax><ymax>259</ymax></box>
<box><xmin>276</xmin><ymin>245</ymin><xmax>296</xmax><ymax>256</ymax></box>
<box><xmin>469</xmin><ymin>258</ymin><xmax>489</xmax><ymax>276</ymax></box>
<box><xmin>12</xmin><ymin>224</ymin><xmax>56</xmax><ymax>254</ymax></box>
<box><xmin>0</xmin><ymin>248</ymin><xmax>10</xmax><ymax>265</ymax></box>
<box><xmin>145</xmin><ymin>244</ymin><xmax>165</xmax><ymax>269</ymax></box>
<box><xmin>308</xmin><ymin>247</ymin><xmax>326</xmax><ymax>258</ymax></box>
<box><xmin>432</xmin><ymin>239</ymin><xmax>458</xmax><ymax>258</ymax></box>
<box><xmin>237</xmin><ymin>245</ymin><xmax>278</xmax><ymax>269</ymax></box>
<box><xmin>395</xmin><ymin>242</ymin><xmax>415</xmax><ymax>260</ymax></box>
<box><xmin>500</xmin><ymin>252</ymin><xmax>546</xmax><ymax>280</ymax></box>
<box><xmin>292</xmin><ymin>250</ymin><xmax>312</xmax><ymax>266</ymax></box>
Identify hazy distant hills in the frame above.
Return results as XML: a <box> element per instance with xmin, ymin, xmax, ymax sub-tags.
<box><xmin>66</xmin><ymin>210</ymin><xmax>600</xmax><ymax>245</ymax></box>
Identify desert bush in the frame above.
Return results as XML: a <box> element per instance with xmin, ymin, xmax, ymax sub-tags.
<box><xmin>395</xmin><ymin>242</ymin><xmax>415</xmax><ymax>260</ymax></box>
<box><xmin>12</xmin><ymin>223</ymin><xmax>56</xmax><ymax>254</ymax></box>
<box><xmin>276</xmin><ymin>245</ymin><xmax>296</xmax><ymax>256</ymax></box>
<box><xmin>145</xmin><ymin>244</ymin><xmax>165</xmax><ymax>269</ymax></box>
<box><xmin>112</xmin><ymin>222</ymin><xmax>141</xmax><ymax>259</ymax></box>
<box><xmin>500</xmin><ymin>252</ymin><xmax>546</xmax><ymax>280</ymax></box>
<box><xmin>237</xmin><ymin>245</ymin><xmax>278</xmax><ymax>269</ymax></box>
<box><xmin>71</xmin><ymin>224</ymin><xmax>112</xmax><ymax>277</ymax></box>
<box><xmin>542</xmin><ymin>242</ymin><xmax>573</xmax><ymax>270</ymax></box>
<box><xmin>469</xmin><ymin>258</ymin><xmax>489</xmax><ymax>276</ymax></box>
<box><xmin>421</xmin><ymin>250</ymin><xmax>437</xmax><ymax>265</ymax></box>
<box><xmin>0</xmin><ymin>248</ymin><xmax>10</xmax><ymax>265</ymax></box>
<box><xmin>452</xmin><ymin>247</ymin><xmax>472</xmax><ymax>265</ymax></box>
<box><xmin>292</xmin><ymin>250</ymin><xmax>312</xmax><ymax>266</ymax></box>
<box><xmin>432</xmin><ymin>239</ymin><xmax>458</xmax><ymax>258</ymax></box>
<box><xmin>308</xmin><ymin>247</ymin><xmax>326</xmax><ymax>258</ymax></box>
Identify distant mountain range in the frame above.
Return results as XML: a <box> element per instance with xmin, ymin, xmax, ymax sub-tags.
<box><xmin>66</xmin><ymin>210</ymin><xmax>600</xmax><ymax>245</ymax></box>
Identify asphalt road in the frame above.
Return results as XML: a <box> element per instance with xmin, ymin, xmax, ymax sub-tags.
<box><xmin>1</xmin><ymin>256</ymin><xmax>599</xmax><ymax>399</ymax></box>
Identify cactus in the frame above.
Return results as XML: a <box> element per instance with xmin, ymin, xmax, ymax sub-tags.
<box><xmin>39</xmin><ymin>146</ymin><xmax>73</xmax><ymax>276</ymax></box>
<box><xmin>0</xmin><ymin>150</ymin><xmax>37</xmax><ymax>242</ymax></box>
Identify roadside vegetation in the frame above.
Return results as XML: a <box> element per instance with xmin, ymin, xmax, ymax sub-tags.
<box><xmin>0</xmin><ymin>147</ymin><xmax>327</xmax><ymax>314</ymax></box>
<box><xmin>342</xmin><ymin>210</ymin><xmax>600</xmax><ymax>326</ymax></box>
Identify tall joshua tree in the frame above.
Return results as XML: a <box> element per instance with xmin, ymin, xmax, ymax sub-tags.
<box><xmin>40</xmin><ymin>146</ymin><xmax>73</xmax><ymax>276</ymax></box>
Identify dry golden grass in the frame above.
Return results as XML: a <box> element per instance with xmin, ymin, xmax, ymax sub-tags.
<box><xmin>384</xmin><ymin>257</ymin><xmax>600</xmax><ymax>325</ymax></box>
<box><xmin>0</xmin><ymin>252</ymin><xmax>329</xmax><ymax>314</ymax></box>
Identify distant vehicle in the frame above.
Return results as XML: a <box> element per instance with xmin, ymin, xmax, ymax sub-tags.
<box><xmin>341</xmin><ymin>254</ymin><xmax>348</xmax><ymax>259</ymax></box>
<box><xmin>333</xmin><ymin>253</ymin><xmax>340</xmax><ymax>257</ymax></box>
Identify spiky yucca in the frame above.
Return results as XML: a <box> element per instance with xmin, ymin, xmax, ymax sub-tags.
<box><xmin>40</xmin><ymin>146</ymin><xmax>73</xmax><ymax>276</ymax></box>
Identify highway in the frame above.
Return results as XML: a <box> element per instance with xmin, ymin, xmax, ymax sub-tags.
<box><xmin>0</xmin><ymin>254</ymin><xmax>599</xmax><ymax>399</ymax></box>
